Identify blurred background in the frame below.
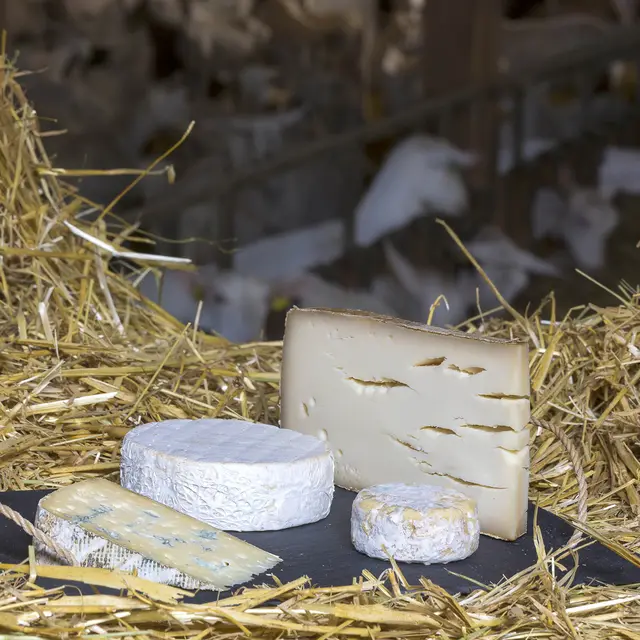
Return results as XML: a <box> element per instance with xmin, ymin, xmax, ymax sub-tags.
<box><xmin>3</xmin><ymin>0</ymin><xmax>640</xmax><ymax>342</ymax></box>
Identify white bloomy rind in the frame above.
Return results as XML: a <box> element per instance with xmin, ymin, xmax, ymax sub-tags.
<box><xmin>351</xmin><ymin>483</ymin><xmax>480</xmax><ymax>564</ymax></box>
<box><xmin>33</xmin><ymin>478</ymin><xmax>281</xmax><ymax>591</ymax></box>
<box><xmin>281</xmin><ymin>307</ymin><xmax>531</xmax><ymax>541</ymax></box>
<box><xmin>120</xmin><ymin>418</ymin><xmax>335</xmax><ymax>531</ymax></box>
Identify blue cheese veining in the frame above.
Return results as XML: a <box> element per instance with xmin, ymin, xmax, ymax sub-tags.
<box><xmin>33</xmin><ymin>478</ymin><xmax>281</xmax><ymax>591</ymax></box>
<box><xmin>120</xmin><ymin>418</ymin><xmax>335</xmax><ymax>531</ymax></box>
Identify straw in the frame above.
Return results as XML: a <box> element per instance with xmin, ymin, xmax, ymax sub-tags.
<box><xmin>0</xmin><ymin>50</ymin><xmax>640</xmax><ymax>638</ymax></box>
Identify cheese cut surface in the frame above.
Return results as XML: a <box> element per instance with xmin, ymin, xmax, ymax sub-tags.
<box><xmin>120</xmin><ymin>418</ymin><xmax>334</xmax><ymax>531</ymax></box>
<box><xmin>33</xmin><ymin>478</ymin><xmax>281</xmax><ymax>591</ymax></box>
<box><xmin>281</xmin><ymin>307</ymin><xmax>531</xmax><ymax>541</ymax></box>
<box><xmin>351</xmin><ymin>483</ymin><xmax>480</xmax><ymax>564</ymax></box>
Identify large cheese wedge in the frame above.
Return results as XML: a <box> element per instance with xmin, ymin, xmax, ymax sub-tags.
<box><xmin>280</xmin><ymin>307</ymin><xmax>531</xmax><ymax>540</ymax></box>
<box><xmin>33</xmin><ymin>478</ymin><xmax>281</xmax><ymax>591</ymax></box>
<box><xmin>120</xmin><ymin>418</ymin><xmax>334</xmax><ymax>531</ymax></box>
<box><xmin>351</xmin><ymin>483</ymin><xmax>480</xmax><ymax>564</ymax></box>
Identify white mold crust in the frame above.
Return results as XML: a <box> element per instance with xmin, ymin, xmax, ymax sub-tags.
<box><xmin>120</xmin><ymin>418</ymin><xmax>335</xmax><ymax>531</ymax></box>
<box><xmin>351</xmin><ymin>483</ymin><xmax>480</xmax><ymax>564</ymax></box>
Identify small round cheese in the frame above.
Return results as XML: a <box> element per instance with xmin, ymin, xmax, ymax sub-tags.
<box><xmin>351</xmin><ymin>483</ymin><xmax>480</xmax><ymax>564</ymax></box>
<box><xmin>120</xmin><ymin>418</ymin><xmax>334</xmax><ymax>531</ymax></box>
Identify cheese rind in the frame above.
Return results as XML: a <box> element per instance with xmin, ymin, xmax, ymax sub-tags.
<box><xmin>351</xmin><ymin>483</ymin><xmax>480</xmax><ymax>564</ymax></box>
<box><xmin>281</xmin><ymin>307</ymin><xmax>530</xmax><ymax>541</ymax></box>
<box><xmin>33</xmin><ymin>479</ymin><xmax>281</xmax><ymax>591</ymax></box>
<box><xmin>120</xmin><ymin>418</ymin><xmax>334</xmax><ymax>531</ymax></box>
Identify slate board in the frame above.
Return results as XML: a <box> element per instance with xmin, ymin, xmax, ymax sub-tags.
<box><xmin>0</xmin><ymin>488</ymin><xmax>638</xmax><ymax>602</ymax></box>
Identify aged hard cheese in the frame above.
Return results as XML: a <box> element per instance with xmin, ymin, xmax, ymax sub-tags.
<box><xmin>120</xmin><ymin>418</ymin><xmax>334</xmax><ymax>531</ymax></box>
<box><xmin>281</xmin><ymin>307</ymin><xmax>531</xmax><ymax>541</ymax></box>
<box><xmin>351</xmin><ymin>483</ymin><xmax>480</xmax><ymax>564</ymax></box>
<box><xmin>33</xmin><ymin>478</ymin><xmax>281</xmax><ymax>591</ymax></box>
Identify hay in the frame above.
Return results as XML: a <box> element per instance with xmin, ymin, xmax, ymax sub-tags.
<box><xmin>0</xmin><ymin>51</ymin><xmax>640</xmax><ymax>638</ymax></box>
<box><xmin>0</xmin><ymin>59</ymin><xmax>282</xmax><ymax>495</ymax></box>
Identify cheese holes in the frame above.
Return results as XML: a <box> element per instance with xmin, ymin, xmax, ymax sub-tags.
<box><xmin>345</xmin><ymin>377</ymin><xmax>411</xmax><ymax>395</ymax></box>
<box><xmin>347</xmin><ymin>376</ymin><xmax>408</xmax><ymax>388</ymax></box>
<box><xmin>301</xmin><ymin>398</ymin><xmax>317</xmax><ymax>417</ymax></box>
<box><xmin>427</xmin><ymin>471</ymin><xmax>506</xmax><ymax>491</ymax></box>
<box><xmin>389</xmin><ymin>436</ymin><xmax>430</xmax><ymax>458</ymax></box>
<box><xmin>478</xmin><ymin>393</ymin><xmax>529</xmax><ymax>400</ymax></box>
<box><xmin>413</xmin><ymin>359</ymin><xmax>486</xmax><ymax>376</ymax></box>
<box><xmin>497</xmin><ymin>446</ymin><xmax>524</xmax><ymax>454</ymax></box>
<box><xmin>448</xmin><ymin>365</ymin><xmax>486</xmax><ymax>376</ymax></box>
<box><xmin>414</xmin><ymin>356</ymin><xmax>446</xmax><ymax>367</ymax></box>
<box><xmin>459</xmin><ymin>423</ymin><xmax>519</xmax><ymax>433</ymax></box>
<box><xmin>420</xmin><ymin>425</ymin><xmax>460</xmax><ymax>437</ymax></box>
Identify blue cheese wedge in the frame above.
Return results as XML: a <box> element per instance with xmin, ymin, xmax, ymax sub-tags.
<box><xmin>33</xmin><ymin>478</ymin><xmax>281</xmax><ymax>591</ymax></box>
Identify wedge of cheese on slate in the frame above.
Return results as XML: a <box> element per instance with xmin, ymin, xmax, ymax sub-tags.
<box><xmin>33</xmin><ymin>478</ymin><xmax>281</xmax><ymax>591</ymax></box>
<box><xmin>281</xmin><ymin>307</ymin><xmax>531</xmax><ymax>541</ymax></box>
<box><xmin>351</xmin><ymin>483</ymin><xmax>480</xmax><ymax>564</ymax></box>
<box><xmin>120</xmin><ymin>418</ymin><xmax>334</xmax><ymax>531</ymax></box>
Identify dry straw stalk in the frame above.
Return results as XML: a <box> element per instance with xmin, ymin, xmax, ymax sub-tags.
<box><xmin>0</xmin><ymin>48</ymin><xmax>639</xmax><ymax>638</ymax></box>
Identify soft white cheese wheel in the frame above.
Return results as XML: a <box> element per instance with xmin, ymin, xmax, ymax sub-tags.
<box><xmin>351</xmin><ymin>483</ymin><xmax>480</xmax><ymax>564</ymax></box>
<box><xmin>120</xmin><ymin>418</ymin><xmax>334</xmax><ymax>531</ymax></box>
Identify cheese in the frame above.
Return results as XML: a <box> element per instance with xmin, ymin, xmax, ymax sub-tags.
<box><xmin>351</xmin><ymin>483</ymin><xmax>480</xmax><ymax>564</ymax></box>
<box><xmin>120</xmin><ymin>418</ymin><xmax>334</xmax><ymax>531</ymax></box>
<box><xmin>280</xmin><ymin>307</ymin><xmax>531</xmax><ymax>541</ymax></box>
<box><xmin>33</xmin><ymin>478</ymin><xmax>281</xmax><ymax>591</ymax></box>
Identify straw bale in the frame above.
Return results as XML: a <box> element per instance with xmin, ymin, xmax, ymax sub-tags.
<box><xmin>0</xmin><ymin>51</ymin><xmax>640</xmax><ymax>638</ymax></box>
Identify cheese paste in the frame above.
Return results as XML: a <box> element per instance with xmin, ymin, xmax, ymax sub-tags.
<box><xmin>281</xmin><ymin>307</ymin><xmax>531</xmax><ymax>540</ymax></box>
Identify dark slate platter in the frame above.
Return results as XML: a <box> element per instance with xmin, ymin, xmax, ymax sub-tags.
<box><xmin>0</xmin><ymin>488</ymin><xmax>636</xmax><ymax>602</ymax></box>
